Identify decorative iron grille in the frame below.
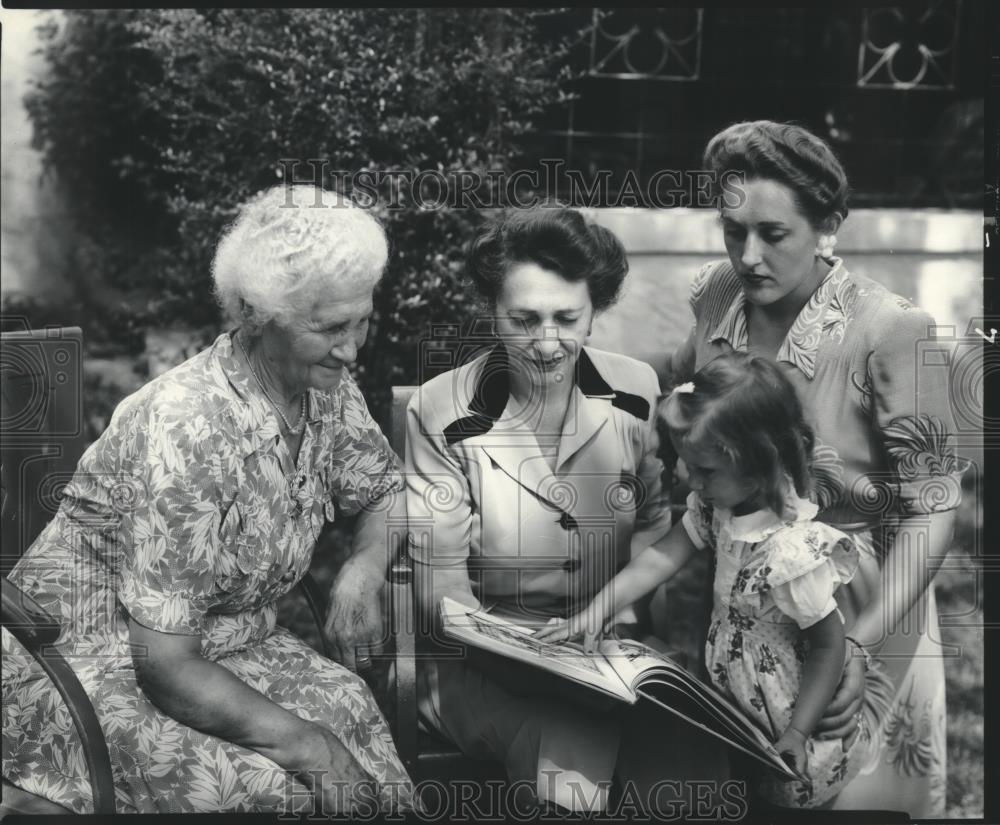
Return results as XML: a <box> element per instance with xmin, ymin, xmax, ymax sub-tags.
<box><xmin>520</xmin><ymin>6</ymin><xmax>982</xmax><ymax>209</ymax></box>
<box><xmin>587</xmin><ymin>8</ymin><xmax>703</xmax><ymax>81</ymax></box>
<box><xmin>857</xmin><ymin>2</ymin><xmax>962</xmax><ymax>90</ymax></box>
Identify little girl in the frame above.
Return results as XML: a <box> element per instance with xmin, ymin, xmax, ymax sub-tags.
<box><xmin>536</xmin><ymin>351</ymin><xmax>875</xmax><ymax>808</ymax></box>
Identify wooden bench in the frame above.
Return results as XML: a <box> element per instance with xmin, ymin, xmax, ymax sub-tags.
<box><xmin>386</xmin><ymin>386</ymin><xmax>506</xmax><ymax>788</ymax></box>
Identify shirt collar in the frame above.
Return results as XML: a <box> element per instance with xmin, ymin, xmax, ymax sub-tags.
<box><xmin>721</xmin><ymin>494</ymin><xmax>819</xmax><ymax>543</ymax></box>
<box><xmin>214</xmin><ymin>330</ymin><xmax>330</xmax><ymax>456</ymax></box>
<box><xmin>708</xmin><ymin>257</ymin><xmax>851</xmax><ymax>380</ymax></box>
<box><xmin>443</xmin><ymin>342</ymin><xmax>649</xmax><ymax>445</ymax></box>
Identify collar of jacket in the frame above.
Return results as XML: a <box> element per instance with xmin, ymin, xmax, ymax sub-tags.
<box><xmin>443</xmin><ymin>341</ymin><xmax>649</xmax><ymax>445</ymax></box>
<box><xmin>216</xmin><ymin>330</ymin><xmax>330</xmax><ymax>458</ymax></box>
<box><xmin>708</xmin><ymin>257</ymin><xmax>854</xmax><ymax>380</ymax></box>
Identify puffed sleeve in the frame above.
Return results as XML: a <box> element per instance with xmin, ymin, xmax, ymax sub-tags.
<box><xmin>869</xmin><ymin>306</ymin><xmax>970</xmax><ymax>514</ymax></box>
<box><xmin>117</xmin><ymin>404</ymin><xmax>222</xmax><ymax>635</ymax></box>
<box><xmin>631</xmin><ymin>364</ymin><xmax>674</xmax><ymax>551</ymax></box>
<box><xmin>769</xmin><ymin>567</ymin><xmax>842</xmax><ymax>630</ymax></box>
<box><xmin>404</xmin><ymin>389</ymin><xmax>473</xmax><ymax>567</ymax></box>
<box><xmin>741</xmin><ymin>523</ymin><xmax>859</xmax><ymax>629</ymax></box>
<box><xmin>680</xmin><ymin>491</ymin><xmax>714</xmax><ymax>551</ymax></box>
<box><xmin>327</xmin><ymin>372</ymin><xmax>405</xmax><ymax>517</ymax></box>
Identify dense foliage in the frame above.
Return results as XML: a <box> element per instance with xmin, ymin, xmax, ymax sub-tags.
<box><xmin>25</xmin><ymin>8</ymin><xmax>577</xmax><ymax>424</ymax></box>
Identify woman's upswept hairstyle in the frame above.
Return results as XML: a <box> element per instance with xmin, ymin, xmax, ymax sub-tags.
<box><xmin>662</xmin><ymin>352</ymin><xmax>815</xmax><ymax>518</ymax></box>
<box><xmin>465</xmin><ymin>207</ymin><xmax>628</xmax><ymax>312</ymax></box>
<box><xmin>703</xmin><ymin>120</ymin><xmax>849</xmax><ymax>230</ymax></box>
<box><xmin>213</xmin><ymin>185</ymin><xmax>388</xmax><ymax>337</ymax></box>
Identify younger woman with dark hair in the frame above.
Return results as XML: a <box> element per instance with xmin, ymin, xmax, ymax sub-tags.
<box><xmin>406</xmin><ymin>206</ymin><xmax>728</xmax><ymax>812</ymax></box>
<box><xmin>538</xmin><ymin>351</ymin><xmax>879</xmax><ymax>808</ymax></box>
<box><xmin>465</xmin><ymin>207</ymin><xmax>629</xmax><ymax>312</ymax></box>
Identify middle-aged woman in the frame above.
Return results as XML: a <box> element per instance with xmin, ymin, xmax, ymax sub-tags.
<box><xmin>404</xmin><ymin>207</ymin><xmax>732</xmax><ymax>814</ymax></box>
<box><xmin>1</xmin><ymin>185</ymin><xmax>416</xmax><ymax>815</ymax></box>
<box><xmin>669</xmin><ymin>120</ymin><xmax>969</xmax><ymax>815</ymax></box>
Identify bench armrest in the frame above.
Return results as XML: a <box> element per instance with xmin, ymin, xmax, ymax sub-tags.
<box><xmin>2</xmin><ymin>577</ymin><xmax>116</xmax><ymax>814</ymax></box>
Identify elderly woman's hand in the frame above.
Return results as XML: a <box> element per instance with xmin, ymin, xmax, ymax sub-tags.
<box><xmin>324</xmin><ymin>490</ymin><xmax>404</xmax><ymax>672</ymax></box>
<box><xmin>296</xmin><ymin>724</ymin><xmax>379</xmax><ymax>815</ymax></box>
<box><xmin>324</xmin><ymin>555</ymin><xmax>385</xmax><ymax>672</ymax></box>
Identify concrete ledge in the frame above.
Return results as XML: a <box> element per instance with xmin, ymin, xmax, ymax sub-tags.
<box><xmin>585</xmin><ymin>208</ymin><xmax>982</xmax><ymax>254</ymax></box>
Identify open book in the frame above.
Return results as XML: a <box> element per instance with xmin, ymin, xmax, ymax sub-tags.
<box><xmin>439</xmin><ymin>597</ymin><xmax>800</xmax><ymax>780</ymax></box>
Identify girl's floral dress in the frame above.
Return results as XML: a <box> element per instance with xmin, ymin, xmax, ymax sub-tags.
<box><xmin>2</xmin><ymin>332</ymin><xmax>416</xmax><ymax>814</ymax></box>
<box><xmin>683</xmin><ymin>491</ymin><xmax>875</xmax><ymax>807</ymax></box>
<box><xmin>672</xmin><ymin>257</ymin><xmax>971</xmax><ymax>815</ymax></box>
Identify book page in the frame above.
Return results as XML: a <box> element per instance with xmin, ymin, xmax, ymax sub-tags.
<box><xmin>641</xmin><ymin>675</ymin><xmax>772</xmax><ymax>751</ymax></box>
<box><xmin>438</xmin><ymin>598</ymin><xmax>632</xmax><ymax>700</ymax></box>
<box><xmin>596</xmin><ymin>638</ymin><xmax>799</xmax><ymax>781</ymax></box>
<box><xmin>638</xmin><ymin>684</ymin><xmax>799</xmax><ymax>780</ymax></box>
<box><xmin>597</xmin><ymin>638</ymin><xmax>684</xmax><ymax>689</ymax></box>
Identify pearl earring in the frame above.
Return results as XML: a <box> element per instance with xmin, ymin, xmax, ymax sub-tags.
<box><xmin>815</xmin><ymin>234</ymin><xmax>837</xmax><ymax>258</ymax></box>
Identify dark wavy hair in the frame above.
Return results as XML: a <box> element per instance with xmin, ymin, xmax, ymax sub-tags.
<box><xmin>703</xmin><ymin>120</ymin><xmax>850</xmax><ymax>230</ymax></box>
<box><xmin>465</xmin><ymin>207</ymin><xmax>629</xmax><ymax>312</ymax></box>
<box><xmin>661</xmin><ymin>352</ymin><xmax>815</xmax><ymax>518</ymax></box>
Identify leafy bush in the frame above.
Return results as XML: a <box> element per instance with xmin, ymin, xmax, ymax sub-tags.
<box><xmin>26</xmin><ymin>8</ymin><xmax>577</xmax><ymax>424</ymax></box>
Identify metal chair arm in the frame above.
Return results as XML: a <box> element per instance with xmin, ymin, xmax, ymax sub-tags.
<box><xmin>387</xmin><ymin>542</ymin><xmax>418</xmax><ymax>772</ymax></box>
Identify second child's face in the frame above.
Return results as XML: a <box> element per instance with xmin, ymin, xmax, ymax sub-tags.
<box><xmin>672</xmin><ymin>436</ymin><xmax>762</xmax><ymax>516</ymax></box>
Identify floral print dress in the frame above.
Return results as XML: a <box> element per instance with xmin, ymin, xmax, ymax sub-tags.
<box><xmin>671</xmin><ymin>257</ymin><xmax>971</xmax><ymax>815</ymax></box>
<box><xmin>683</xmin><ymin>491</ymin><xmax>876</xmax><ymax>807</ymax></box>
<box><xmin>2</xmin><ymin>332</ymin><xmax>416</xmax><ymax>814</ymax></box>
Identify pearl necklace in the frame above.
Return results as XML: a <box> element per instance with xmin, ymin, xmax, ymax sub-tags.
<box><xmin>236</xmin><ymin>334</ymin><xmax>307</xmax><ymax>435</ymax></box>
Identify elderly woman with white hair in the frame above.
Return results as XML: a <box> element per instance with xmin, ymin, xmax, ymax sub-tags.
<box><xmin>1</xmin><ymin>185</ymin><xmax>416</xmax><ymax>815</ymax></box>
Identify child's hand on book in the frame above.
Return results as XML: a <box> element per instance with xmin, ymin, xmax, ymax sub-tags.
<box><xmin>532</xmin><ymin>616</ymin><xmax>574</xmax><ymax>645</ymax></box>
<box><xmin>533</xmin><ymin>610</ymin><xmax>604</xmax><ymax>652</ymax></box>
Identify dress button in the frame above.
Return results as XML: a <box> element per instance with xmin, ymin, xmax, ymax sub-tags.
<box><xmin>281</xmin><ymin>570</ymin><xmax>296</xmax><ymax>583</ymax></box>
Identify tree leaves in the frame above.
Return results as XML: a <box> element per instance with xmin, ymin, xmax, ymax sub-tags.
<box><xmin>29</xmin><ymin>9</ymin><xmax>572</xmax><ymax>425</ymax></box>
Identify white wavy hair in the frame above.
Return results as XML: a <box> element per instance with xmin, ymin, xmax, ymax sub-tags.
<box><xmin>213</xmin><ymin>185</ymin><xmax>388</xmax><ymax>337</ymax></box>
